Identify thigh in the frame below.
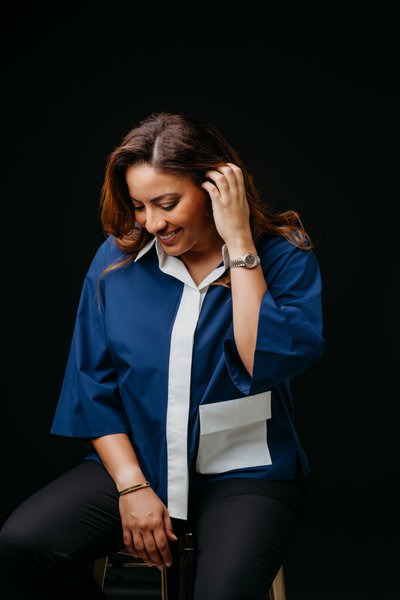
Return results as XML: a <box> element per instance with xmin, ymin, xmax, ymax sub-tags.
<box><xmin>0</xmin><ymin>459</ymin><xmax>124</xmax><ymax>565</ymax></box>
<box><xmin>191</xmin><ymin>484</ymin><xmax>303</xmax><ymax>600</ymax></box>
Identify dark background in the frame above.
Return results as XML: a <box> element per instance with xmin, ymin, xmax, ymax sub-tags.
<box><xmin>3</xmin><ymin>5</ymin><xmax>399</xmax><ymax>599</ymax></box>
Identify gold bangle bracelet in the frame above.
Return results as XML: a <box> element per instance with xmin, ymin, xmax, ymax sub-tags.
<box><xmin>119</xmin><ymin>481</ymin><xmax>151</xmax><ymax>497</ymax></box>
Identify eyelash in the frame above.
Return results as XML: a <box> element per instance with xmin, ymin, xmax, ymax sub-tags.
<box><xmin>133</xmin><ymin>202</ymin><xmax>178</xmax><ymax>212</ymax></box>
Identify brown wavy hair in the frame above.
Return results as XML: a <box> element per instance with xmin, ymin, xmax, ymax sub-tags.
<box><xmin>100</xmin><ymin>112</ymin><xmax>312</xmax><ymax>285</ymax></box>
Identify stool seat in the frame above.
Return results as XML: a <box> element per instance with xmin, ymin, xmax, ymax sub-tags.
<box><xmin>93</xmin><ymin>541</ymin><xmax>286</xmax><ymax>599</ymax></box>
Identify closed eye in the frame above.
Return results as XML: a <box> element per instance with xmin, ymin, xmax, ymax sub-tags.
<box><xmin>160</xmin><ymin>202</ymin><xmax>178</xmax><ymax>211</ymax></box>
<box><xmin>132</xmin><ymin>202</ymin><xmax>178</xmax><ymax>212</ymax></box>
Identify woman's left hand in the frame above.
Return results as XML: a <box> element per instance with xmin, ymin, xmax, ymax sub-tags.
<box><xmin>201</xmin><ymin>162</ymin><xmax>252</xmax><ymax>245</ymax></box>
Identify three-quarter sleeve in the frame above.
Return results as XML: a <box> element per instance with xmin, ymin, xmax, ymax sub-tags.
<box><xmin>50</xmin><ymin>239</ymin><xmax>130</xmax><ymax>438</ymax></box>
<box><xmin>224</xmin><ymin>237</ymin><xmax>325</xmax><ymax>395</ymax></box>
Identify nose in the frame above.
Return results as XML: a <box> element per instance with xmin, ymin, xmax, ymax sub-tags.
<box><xmin>145</xmin><ymin>209</ymin><xmax>167</xmax><ymax>235</ymax></box>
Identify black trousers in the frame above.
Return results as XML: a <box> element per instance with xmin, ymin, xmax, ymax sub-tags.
<box><xmin>0</xmin><ymin>460</ymin><xmax>307</xmax><ymax>600</ymax></box>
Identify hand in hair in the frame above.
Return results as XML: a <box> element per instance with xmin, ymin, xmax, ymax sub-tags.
<box><xmin>201</xmin><ymin>162</ymin><xmax>252</xmax><ymax>246</ymax></box>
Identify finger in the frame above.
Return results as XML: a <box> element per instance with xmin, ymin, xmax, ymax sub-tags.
<box><xmin>226</xmin><ymin>162</ymin><xmax>246</xmax><ymax>197</ymax></box>
<box><xmin>122</xmin><ymin>543</ymin><xmax>139</xmax><ymax>559</ymax></box>
<box><xmin>142</xmin><ymin>530</ymin><xmax>165</xmax><ymax>569</ymax></box>
<box><xmin>216</xmin><ymin>164</ymin><xmax>240</xmax><ymax>198</ymax></box>
<box><xmin>123</xmin><ymin>528</ymin><xmax>137</xmax><ymax>557</ymax></box>
<box><xmin>210</xmin><ymin>163</ymin><xmax>239</xmax><ymax>186</ymax></box>
<box><xmin>201</xmin><ymin>181</ymin><xmax>220</xmax><ymax>200</ymax></box>
<box><xmin>163</xmin><ymin>511</ymin><xmax>178</xmax><ymax>542</ymax></box>
<box><xmin>132</xmin><ymin>531</ymin><xmax>156</xmax><ymax>568</ymax></box>
<box><xmin>220</xmin><ymin>164</ymin><xmax>247</xmax><ymax>209</ymax></box>
<box><xmin>226</xmin><ymin>162</ymin><xmax>242</xmax><ymax>177</ymax></box>
<box><xmin>153</xmin><ymin>526</ymin><xmax>173</xmax><ymax>566</ymax></box>
<box><xmin>204</xmin><ymin>169</ymin><xmax>231</xmax><ymax>196</ymax></box>
<box><xmin>205</xmin><ymin>167</ymin><xmax>241</xmax><ymax>207</ymax></box>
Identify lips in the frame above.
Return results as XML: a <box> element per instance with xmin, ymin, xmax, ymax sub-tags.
<box><xmin>158</xmin><ymin>227</ymin><xmax>181</xmax><ymax>241</ymax></box>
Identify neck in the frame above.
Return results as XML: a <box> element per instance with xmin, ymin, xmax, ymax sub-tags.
<box><xmin>180</xmin><ymin>236</ymin><xmax>225</xmax><ymax>286</ymax></box>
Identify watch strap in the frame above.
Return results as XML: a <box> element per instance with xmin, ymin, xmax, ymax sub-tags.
<box><xmin>229</xmin><ymin>257</ymin><xmax>247</xmax><ymax>268</ymax></box>
<box><xmin>229</xmin><ymin>252</ymin><xmax>261</xmax><ymax>269</ymax></box>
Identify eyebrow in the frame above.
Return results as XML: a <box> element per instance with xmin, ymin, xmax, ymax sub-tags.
<box><xmin>130</xmin><ymin>193</ymin><xmax>180</xmax><ymax>204</ymax></box>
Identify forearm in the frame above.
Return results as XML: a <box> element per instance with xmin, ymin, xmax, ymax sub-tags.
<box><xmin>92</xmin><ymin>433</ymin><xmax>177</xmax><ymax>567</ymax></box>
<box><xmin>91</xmin><ymin>433</ymin><xmax>146</xmax><ymax>491</ymax></box>
<box><xmin>227</xmin><ymin>239</ymin><xmax>267</xmax><ymax>376</ymax></box>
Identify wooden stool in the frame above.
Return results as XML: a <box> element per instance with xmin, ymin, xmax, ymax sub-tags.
<box><xmin>93</xmin><ymin>534</ymin><xmax>286</xmax><ymax>599</ymax></box>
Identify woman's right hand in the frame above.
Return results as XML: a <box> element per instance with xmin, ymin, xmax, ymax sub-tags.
<box><xmin>119</xmin><ymin>486</ymin><xmax>178</xmax><ymax>570</ymax></box>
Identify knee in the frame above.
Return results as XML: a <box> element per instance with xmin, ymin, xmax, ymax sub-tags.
<box><xmin>194</xmin><ymin>560</ymin><xmax>267</xmax><ymax>600</ymax></box>
<box><xmin>0</xmin><ymin>516</ymin><xmax>35</xmax><ymax>566</ymax></box>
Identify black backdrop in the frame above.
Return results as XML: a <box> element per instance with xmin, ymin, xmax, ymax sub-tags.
<box><xmin>4</xmin><ymin>6</ymin><xmax>399</xmax><ymax>599</ymax></box>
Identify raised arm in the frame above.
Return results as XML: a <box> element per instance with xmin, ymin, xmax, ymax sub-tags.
<box><xmin>202</xmin><ymin>163</ymin><xmax>267</xmax><ymax>376</ymax></box>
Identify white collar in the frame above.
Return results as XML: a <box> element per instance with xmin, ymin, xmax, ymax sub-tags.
<box><xmin>134</xmin><ymin>237</ymin><xmax>229</xmax><ymax>291</ymax></box>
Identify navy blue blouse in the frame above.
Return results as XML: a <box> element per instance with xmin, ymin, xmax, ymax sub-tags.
<box><xmin>51</xmin><ymin>233</ymin><xmax>324</xmax><ymax>519</ymax></box>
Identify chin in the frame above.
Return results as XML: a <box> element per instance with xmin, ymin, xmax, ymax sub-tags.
<box><xmin>162</xmin><ymin>246</ymin><xmax>184</xmax><ymax>256</ymax></box>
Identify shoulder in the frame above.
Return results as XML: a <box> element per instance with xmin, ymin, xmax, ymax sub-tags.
<box><xmin>86</xmin><ymin>235</ymin><xmax>128</xmax><ymax>278</ymax></box>
<box><xmin>98</xmin><ymin>235</ymin><xmax>127</xmax><ymax>260</ymax></box>
<box><xmin>256</xmin><ymin>232</ymin><xmax>320</xmax><ymax>281</ymax></box>
<box><xmin>256</xmin><ymin>232</ymin><xmax>308</xmax><ymax>261</ymax></box>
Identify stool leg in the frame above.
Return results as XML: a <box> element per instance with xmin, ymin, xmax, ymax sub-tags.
<box><xmin>161</xmin><ymin>566</ymin><xmax>168</xmax><ymax>600</ymax></box>
<box><xmin>179</xmin><ymin>532</ymin><xmax>196</xmax><ymax>600</ymax></box>
<box><xmin>92</xmin><ymin>556</ymin><xmax>108</xmax><ymax>589</ymax></box>
<box><xmin>269</xmin><ymin>566</ymin><xmax>286</xmax><ymax>600</ymax></box>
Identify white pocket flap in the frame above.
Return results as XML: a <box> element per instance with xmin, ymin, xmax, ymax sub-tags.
<box><xmin>198</xmin><ymin>391</ymin><xmax>271</xmax><ymax>434</ymax></box>
<box><xmin>196</xmin><ymin>391</ymin><xmax>272</xmax><ymax>474</ymax></box>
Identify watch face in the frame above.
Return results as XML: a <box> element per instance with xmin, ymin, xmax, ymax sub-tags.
<box><xmin>244</xmin><ymin>253</ymin><xmax>257</xmax><ymax>267</ymax></box>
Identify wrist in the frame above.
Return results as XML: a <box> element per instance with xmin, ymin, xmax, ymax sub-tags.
<box><xmin>225</xmin><ymin>233</ymin><xmax>255</xmax><ymax>256</ymax></box>
<box><xmin>114</xmin><ymin>466</ymin><xmax>146</xmax><ymax>490</ymax></box>
<box><xmin>225</xmin><ymin>241</ymin><xmax>257</xmax><ymax>258</ymax></box>
<box><xmin>119</xmin><ymin>481</ymin><xmax>151</xmax><ymax>497</ymax></box>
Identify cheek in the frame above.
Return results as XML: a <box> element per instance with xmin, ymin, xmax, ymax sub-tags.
<box><xmin>195</xmin><ymin>202</ymin><xmax>213</xmax><ymax>225</ymax></box>
<box><xmin>187</xmin><ymin>199</ymin><xmax>210</xmax><ymax>224</ymax></box>
<box><xmin>134</xmin><ymin>211</ymin><xmax>146</xmax><ymax>226</ymax></box>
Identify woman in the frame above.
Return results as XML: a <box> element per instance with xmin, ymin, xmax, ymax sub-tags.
<box><xmin>0</xmin><ymin>112</ymin><xmax>324</xmax><ymax>599</ymax></box>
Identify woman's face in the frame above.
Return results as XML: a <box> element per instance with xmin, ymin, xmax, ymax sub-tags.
<box><xmin>126</xmin><ymin>163</ymin><xmax>221</xmax><ymax>258</ymax></box>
